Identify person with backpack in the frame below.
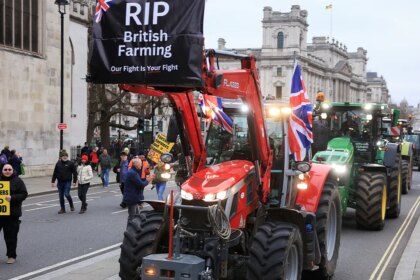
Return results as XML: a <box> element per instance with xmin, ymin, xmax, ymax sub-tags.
<box><xmin>1</xmin><ymin>145</ymin><xmax>11</xmax><ymax>161</ymax></box>
<box><xmin>51</xmin><ymin>151</ymin><xmax>77</xmax><ymax>214</ymax></box>
<box><xmin>77</xmin><ymin>155</ymin><xmax>93</xmax><ymax>214</ymax></box>
<box><xmin>8</xmin><ymin>150</ymin><xmax>22</xmax><ymax>176</ymax></box>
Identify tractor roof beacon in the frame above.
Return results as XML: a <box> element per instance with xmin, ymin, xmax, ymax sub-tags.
<box><xmin>89</xmin><ymin>3</ymin><xmax>341</xmax><ymax>280</ymax></box>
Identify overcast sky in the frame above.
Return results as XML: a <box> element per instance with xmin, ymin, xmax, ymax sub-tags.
<box><xmin>203</xmin><ymin>0</ymin><xmax>420</xmax><ymax>107</ymax></box>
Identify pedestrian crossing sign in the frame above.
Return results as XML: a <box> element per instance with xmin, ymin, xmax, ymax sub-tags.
<box><xmin>0</xmin><ymin>181</ymin><xmax>10</xmax><ymax>216</ymax></box>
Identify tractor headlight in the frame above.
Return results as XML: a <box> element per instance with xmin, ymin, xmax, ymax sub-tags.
<box><xmin>332</xmin><ymin>164</ymin><xmax>347</xmax><ymax>174</ymax></box>
<box><xmin>203</xmin><ymin>193</ymin><xmax>216</xmax><ymax>202</ymax></box>
<box><xmin>268</xmin><ymin>107</ymin><xmax>281</xmax><ymax>118</ymax></box>
<box><xmin>181</xmin><ymin>190</ymin><xmax>193</xmax><ymax>200</ymax></box>
<box><xmin>281</xmin><ymin>107</ymin><xmax>292</xmax><ymax>115</ymax></box>
<box><xmin>216</xmin><ymin>190</ymin><xmax>228</xmax><ymax>200</ymax></box>
<box><xmin>321</xmin><ymin>113</ymin><xmax>328</xmax><ymax>119</ymax></box>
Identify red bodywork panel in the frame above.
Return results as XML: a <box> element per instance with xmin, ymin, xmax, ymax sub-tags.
<box><xmin>182</xmin><ymin>160</ymin><xmax>254</xmax><ymax>195</ymax></box>
<box><xmin>181</xmin><ymin>160</ymin><xmax>259</xmax><ymax>229</ymax></box>
<box><xmin>296</xmin><ymin>163</ymin><xmax>332</xmax><ymax>213</ymax></box>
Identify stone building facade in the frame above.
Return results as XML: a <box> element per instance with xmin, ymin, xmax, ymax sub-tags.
<box><xmin>366</xmin><ymin>72</ymin><xmax>390</xmax><ymax>104</ymax></box>
<box><xmin>218</xmin><ymin>5</ymin><xmax>388</xmax><ymax>105</ymax></box>
<box><xmin>0</xmin><ymin>1</ymin><xmax>91</xmax><ymax>176</ymax></box>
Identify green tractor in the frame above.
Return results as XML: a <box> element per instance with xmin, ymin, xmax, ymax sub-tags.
<box><xmin>382</xmin><ymin>117</ymin><xmax>414</xmax><ymax>194</ymax></box>
<box><xmin>312</xmin><ymin>101</ymin><xmax>402</xmax><ymax>230</ymax></box>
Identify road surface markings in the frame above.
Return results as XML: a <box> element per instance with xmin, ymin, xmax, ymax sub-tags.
<box><xmin>24</xmin><ymin>199</ymin><xmax>94</xmax><ymax>212</ymax></box>
<box><xmin>10</xmin><ymin>243</ymin><xmax>121</xmax><ymax>280</ymax></box>
<box><xmin>369</xmin><ymin>196</ymin><xmax>420</xmax><ymax>280</ymax></box>
<box><xmin>111</xmin><ymin>209</ymin><xmax>127</xmax><ymax>214</ymax></box>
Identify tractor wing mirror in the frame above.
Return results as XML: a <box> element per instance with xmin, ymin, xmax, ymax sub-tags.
<box><xmin>292</xmin><ymin>161</ymin><xmax>311</xmax><ymax>173</ymax></box>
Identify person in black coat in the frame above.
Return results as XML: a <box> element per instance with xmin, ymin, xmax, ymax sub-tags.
<box><xmin>8</xmin><ymin>150</ymin><xmax>22</xmax><ymax>176</ymax></box>
<box><xmin>0</xmin><ymin>163</ymin><xmax>28</xmax><ymax>264</ymax></box>
<box><xmin>51</xmin><ymin>151</ymin><xmax>77</xmax><ymax>214</ymax></box>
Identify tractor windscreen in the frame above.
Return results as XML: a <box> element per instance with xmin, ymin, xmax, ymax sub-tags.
<box><xmin>330</xmin><ymin>110</ymin><xmax>373</xmax><ymax>139</ymax></box>
<box><xmin>404</xmin><ymin>134</ymin><xmax>420</xmax><ymax>147</ymax></box>
<box><xmin>205</xmin><ymin>114</ymin><xmax>251</xmax><ymax>165</ymax></box>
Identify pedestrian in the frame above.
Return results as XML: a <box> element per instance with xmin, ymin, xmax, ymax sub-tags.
<box><xmin>8</xmin><ymin>150</ymin><xmax>22</xmax><ymax>176</ymax></box>
<box><xmin>80</xmin><ymin>142</ymin><xmax>90</xmax><ymax>156</ymax></box>
<box><xmin>152</xmin><ymin>160</ymin><xmax>171</xmax><ymax>201</ymax></box>
<box><xmin>118</xmin><ymin>152</ymin><xmax>129</xmax><ymax>208</ymax></box>
<box><xmin>90</xmin><ymin>147</ymin><xmax>99</xmax><ymax>173</ymax></box>
<box><xmin>51</xmin><ymin>151</ymin><xmax>77</xmax><ymax>214</ymax></box>
<box><xmin>1</xmin><ymin>145</ymin><xmax>11</xmax><ymax>161</ymax></box>
<box><xmin>128</xmin><ymin>151</ymin><xmax>150</xmax><ymax>179</ymax></box>
<box><xmin>99</xmin><ymin>148</ymin><xmax>112</xmax><ymax>188</ymax></box>
<box><xmin>0</xmin><ymin>163</ymin><xmax>28</xmax><ymax>264</ymax></box>
<box><xmin>77</xmin><ymin>155</ymin><xmax>93</xmax><ymax>214</ymax></box>
<box><xmin>123</xmin><ymin>159</ymin><xmax>154</xmax><ymax>225</ymax></box>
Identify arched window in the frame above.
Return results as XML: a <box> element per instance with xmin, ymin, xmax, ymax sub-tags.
<box><xmin>277</xmin><ymin>32</ymin><xmax>284</xmax><ymax>49</ymax></box>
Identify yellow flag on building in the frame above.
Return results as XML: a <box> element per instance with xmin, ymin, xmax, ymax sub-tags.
<box><xmin>325</xmin><ymin>4</ymin><xmax>332</xmax><ymax>10</ymax></box>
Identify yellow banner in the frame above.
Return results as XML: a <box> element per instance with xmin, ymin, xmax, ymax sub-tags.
<box><xmin>0</xmin><ymin>181</ymin><xmax>10</xmax><ymax>216</ymax></box>
<box><xmin>148</xmin><ymin>134</ymin><xmax>175</xmax><ymax>163</ymax></box>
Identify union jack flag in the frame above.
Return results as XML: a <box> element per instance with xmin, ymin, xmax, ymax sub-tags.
<box><xmin>95</xmin><ymin>0</ymin><xmax>113</xmax><ymax>23</ymax></box>
<box><xmin>288</xmin><ymin>63</ymin><xmax>313</xmax><ymax>161</ymax></box>
<box><xmin>199</xmin><ymin>95</ymin><xmax>233</xmax><ymax>134</ymax></box>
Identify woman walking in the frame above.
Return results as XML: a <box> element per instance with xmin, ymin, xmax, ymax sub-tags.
<box><xmin>77</xmin><ymin>155</ymin><xmax>93</xmax><ymax>214</ymax></box>
<box><xmin>0</xmin><ymin>164</ymin><xmax>28</xmax><ymax>264</ymax></box>
<box><xmin>152</xmin><ymin>161</ymin><xmax>171</xmax><ymax>201</ymax></box>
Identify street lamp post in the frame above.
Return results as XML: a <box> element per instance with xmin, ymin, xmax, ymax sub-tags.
<box><xmin>55</xmin><ymin>0</ymin><xmax>69</xmax><ymax>151</ymax></box>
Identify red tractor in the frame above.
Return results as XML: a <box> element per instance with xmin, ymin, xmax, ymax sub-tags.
<box><xmin>117</xmin><ymin>50</ymin><xmax>341</xmax><ymax>280</ymax></box>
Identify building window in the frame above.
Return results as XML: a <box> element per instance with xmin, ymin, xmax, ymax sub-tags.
<box><xmin>145</xmin><ymin>120</ymin><xmax>151</xmax><ymax>131</ymax></box>
<box><xmin>277</xmin><ymin>32</ymin><xmax>284</xmax><ymax>49</ymax></box>
<box><xmin>276</xmin><ymin>86</ymin><xmax>282</xmax><ymax>99</ymax></box>
<box><xmin>276</xmin><ymin>67</ymin><xmax>282</xmax><ymax>77</ymax></box>
<box><xmin>0</xmin><ymin>0</ymin><xmax>41</xmax><ymax>54</ymax></box>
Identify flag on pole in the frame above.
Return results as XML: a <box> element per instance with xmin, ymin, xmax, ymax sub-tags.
<box><xmin>288</xmin><ymin>63</ymin><xmax>313</xmax><ymax>161</ymax></box>
<box><xmin>199</xmin><ymin>95</ymin><xmax>233</xmax><ymax>134</ymax></box>
<box><xmin>325</xmin><ymin>4</ymin><xmax>333</xmax><ymax>10</ymax></box>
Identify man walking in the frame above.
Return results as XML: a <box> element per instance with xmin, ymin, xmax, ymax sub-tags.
<box><xmin>99</xmin><ymin>148</ymin><xmax>112</xmax><ymax>188</ymax></box>
<box><xmin>118</xmin><ymin>152</ymin><xmax>129</xmax><ymax>208</ymax></box>
<box><xmin>51</xmin><ymin>151</ymin><xmax>77</xmax><ymax>214</ymax></box>
<box><xmin>123</xmin><ymin>159</ymin><xmax>154</xmax><ymax>225</ymax></box>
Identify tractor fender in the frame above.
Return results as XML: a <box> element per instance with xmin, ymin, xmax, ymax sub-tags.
<box><xmin>384</xmin><ymin>142</ymin><xmax>400</xmax><ymax>167</ymax></box>
<box><xmin>296</xmin><ymin>163</ymin><xmax>333</xmax><ymax>213</ymax></box>
<box><xmin>360</xmin><ymin>164</ymin><xmax>388</xmax><ymax>174</ymax></box>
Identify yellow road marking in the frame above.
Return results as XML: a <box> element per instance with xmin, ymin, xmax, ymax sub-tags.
<box><xmin>369</xmin><ymin>196</ymin><xmax>420</xmax><ymax>280</ymax></box>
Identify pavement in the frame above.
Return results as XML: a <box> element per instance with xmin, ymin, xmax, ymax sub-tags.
<box><xmin>394</xmin><ymin>213</ymin><xmax>420</xmax><ymax>280</ymax></box>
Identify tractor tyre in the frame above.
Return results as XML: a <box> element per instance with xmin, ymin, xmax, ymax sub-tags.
<box><xmin>304</xmin><ymin>180</ymin><xmax>341</xmax><ymax>279</ymax></box>
<box><xmin>355</xmin><ymin>172</ymin><xmax>387</xmax><ymax>230</ymax></box>
<box><xmin>387</xmin><ymin>160</ymin><xmax>402</xmax><ymax>218</ymax></box>
<box><xmin>119</xmin><ymin>211</ymin><xmax>166</xmax><ymax>280</ymax></box>
<box><xmin>401</xmin><ymin>160</ymin><xmax>409</xmax><ymax>194</ymax></box>
<box><xmin>247</xmin><ymin>222</ymin><xmax>303</xmax><ymax>280</ymax></box>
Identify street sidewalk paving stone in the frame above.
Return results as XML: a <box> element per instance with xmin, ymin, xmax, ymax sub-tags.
<box><xmin>394</xmin><ymin>215</ymin><xmax>420</xmax><ymax>280</ymax></box>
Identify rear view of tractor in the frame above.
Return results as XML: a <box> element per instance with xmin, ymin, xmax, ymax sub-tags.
<box><xmin>403</xmin><ymin>131</ymin><xmax>420</xmax><ymax>171</ymax></box>
<box><xmin>312</xmin><ymin>100</ymin><xmax>402</xmax><ymax>230</ymax></box>
<box><xmin>89</xmin><ymin>1</ymin><xmax>341</xmax><ymax>279</ymax></box>
<box><xmin>382</xmin><ymin>117</ymin><xmax>414</xmax><ymax>194</ymax></box>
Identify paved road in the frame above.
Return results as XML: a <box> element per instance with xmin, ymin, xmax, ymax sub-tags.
<box><xmin>0</xmin><ymin>182</ymin><xmax>176</xmax><ymax>280</ymax></box>
<box><xmin>334</xmin><ymin>170</ymin><xmax>420</xmax><ymax>280</ymax></box>
<box><xmin>2</xmin><ymin>173</ymin><xmax>419</xmax><ymax>280</ymax></box>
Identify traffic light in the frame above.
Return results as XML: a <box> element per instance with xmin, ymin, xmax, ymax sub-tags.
<box><xmin>137</xmin><ymin>118</ymin><xmax>144</xmax><ymax>134</ymax></box>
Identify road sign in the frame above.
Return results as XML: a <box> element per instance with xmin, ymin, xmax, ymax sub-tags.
<box><xmin>57</xmin><ymin>123</ymin><xmax>68</xmax><ymax>130</ymax></box>
<box><xmin>0</xmin><ymin>181</ymin><xmax>10</xmax><ymax>216</ymax></box>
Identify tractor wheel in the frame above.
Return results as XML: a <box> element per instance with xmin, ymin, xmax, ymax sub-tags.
<box><xmin>401</xmin><ymin>160</ymin><xmax>409</xmax><ymax>194</ymax></box>
<box><xmin>247</xmin><ymin>222</ymin><xmax>303</xmax><ymax>280</ymax></box>
<box><xmin>304</xmin><ymin>180</ymin><xmax>341</xmax><ymax>279</ymax></box>
<box><xmin>387</xmin><ymin>160</ymin><xmax>402</xmax><ymax>218</ymax></box>
<box><xmin>355</xmin><ymin>172</ymin><xmax>387</xmax><ymax>230</ymax></box>
<box><xmin>119</xmin><ymin>211</ymin><xmax>166</xmax><ymax>280</ymax></box>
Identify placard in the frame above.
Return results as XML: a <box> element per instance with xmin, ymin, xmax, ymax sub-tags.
<box><xmin>0</xmin><ymin>181</ymin><xmax>10</xmax><ymax>216</ymax></box>
<box><xmin>89</xmin><ymin>0</ymin><xmax>205</xmax><ymax>87</ymax></box>
<box><xmin>148</xmin><ymin>133</ymin><xmax>174</xmax><ymax>163</ymax></box>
